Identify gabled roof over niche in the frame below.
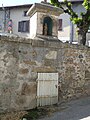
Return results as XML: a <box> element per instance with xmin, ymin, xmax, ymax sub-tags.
<box><xmin>27</xmin><ymin>2</ymin><xmax>63</xmax><ymax>39</ymax></box>
<box><xmin>27</xmin><ymin>2</ymin><xmax>63</xmax><ymax>17</ymax></box>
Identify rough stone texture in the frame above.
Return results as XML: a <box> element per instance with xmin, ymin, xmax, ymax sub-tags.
<box><xmin>0</xmin><ymin>36</ymin><xmax>90</xmax><ymax>113</ymax></box>
<box><xmin>0</xmin><ymin>111</ymin><xmax>27</xmax><ymax>120</ymax></box>
<box><xmin>36</xmin><ymin>12</ymin><xmax>59</xmax><ymax>38</ymax></box>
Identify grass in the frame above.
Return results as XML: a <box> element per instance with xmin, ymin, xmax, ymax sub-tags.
<box><xmin>21</xmin><ymin>108</ymin><xmax>47</xmax><ymax>120</ymax></box>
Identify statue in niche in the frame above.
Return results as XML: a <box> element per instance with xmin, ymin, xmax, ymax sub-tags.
<box><xmin>43</xmin><ymin>23</ymin><xmax>48</xmax><ymax>35</ymax></box>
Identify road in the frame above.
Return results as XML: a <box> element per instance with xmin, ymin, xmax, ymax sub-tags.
<box><xmin>38</xmin><ymin>96</ymin><xmax>90</xmax><ymax>120</ymax></box>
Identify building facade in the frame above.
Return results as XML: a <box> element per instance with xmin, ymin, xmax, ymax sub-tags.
<box><xmin>0</xmin><ymin>1</ymin><xmax>90</xmax><ymax>46</ymax></box>
<box><xmin>0</xmin><ymin>4</ymin><xmax>32</xmax><ymax>38</ymax></box>
<box><xmin>58</xmin><ymin>0</ymin><xmax>90</xmax><ymax>46</ymax></box>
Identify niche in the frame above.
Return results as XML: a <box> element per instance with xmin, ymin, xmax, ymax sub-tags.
<box><xmin>43</xmin><ymin>16</ymin><xmax>53</xmax><ymax>36</ymax></box>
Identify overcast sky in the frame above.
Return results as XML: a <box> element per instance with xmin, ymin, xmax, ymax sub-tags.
<box><xmin>0</xmin><ymin>0</ymin><xmax>51</xmax><ymax>7</ymax></box>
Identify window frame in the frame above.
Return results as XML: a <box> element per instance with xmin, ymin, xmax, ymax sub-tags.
<box><xmin>58</xmin><ymin>19</ymin><xmax>63</xmax><ymax>31</ymax></box>
<box><xmin>18</xmin><ymin>20</ymin><xmax>29</xmax><ymax>33</ymax></box>
<box><xmin>23</xmin><ymin>11</ymin><xmax>28</xmax><ymax>17</ymax></box>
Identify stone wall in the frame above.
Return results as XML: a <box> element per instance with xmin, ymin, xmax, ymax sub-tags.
<box><xmin>58</xmin><ymin>44</ymin><xmax>90</xmax><ymax>100</ymax></box>
<box><xmin>0</xmin><ymin>36</ymin><xmax>90</xmax><ymax>113</ymax></box>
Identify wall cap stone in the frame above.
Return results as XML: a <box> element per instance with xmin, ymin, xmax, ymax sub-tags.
<box><xmin>0</xmin><ymin>36</ymin><xmax>90</xmax><ymax>50</ymax></box>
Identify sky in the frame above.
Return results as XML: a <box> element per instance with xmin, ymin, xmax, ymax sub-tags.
<box><xmin>0</xmin><ymin>0</ymin><xmax>50</xmax><ymax>7</ymax></box>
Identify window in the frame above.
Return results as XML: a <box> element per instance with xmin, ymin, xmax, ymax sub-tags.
<box><xmin>0</xmin><ymin>25</ymin><xmax>2</xmax><ymax>30</ymax></box>
<box><xmin>58</xmin><ymin>19</ymin><xmax>62</xmax><ymax>31</ymax></box>
<box><xmin>18</xmin><ymin>20</ymin><xmax>29</xmax><ymax>33</ymax></box>
<box><xmin>23</xmin><ymin>11</ymin><xmax>28</xmax><ymax>17</ymax></box>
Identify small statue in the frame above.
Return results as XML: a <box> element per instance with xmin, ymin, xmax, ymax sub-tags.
<box><xmin>43</xmin><ymin>23</ymin><xmax>48</xmax><ymax>35</ymax></box>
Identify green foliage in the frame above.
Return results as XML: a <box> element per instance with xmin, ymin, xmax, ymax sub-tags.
<box><xmin>22</xmin><ymin>108</ymin><xmax>48</xmax><ymax>120</ymax></box>
<box><xmin>68</xmin><ymin>2</ymin><xmax>72</xmax><ymax>7</ymax></box>
<box><xmin>50</xmin><ymin>0</ymin><xmax>90</xmax><ymax>25</ymax></box>
<box><xmin>22</xmin><ymin>108</ymin><xmax>39</xmax><ymax>120</ymax></box>
<box><xmin>88</xmin><ymin>16</ymin><xmax>90</xmax><ymax>20</ymax></box>
<box><xmin>50</xmin><ymin>0</ymin><xmax>90</xmax><ymax>45</ymax></box>
<box><xmin>71</xmin><ymin>17</ymin><xmax>82</xmax><ymax>24</ymax></box>
<box><xmin>83</xmin><ymin>0</ymin><xmax>90</xmax><ymax>10</ymax></box>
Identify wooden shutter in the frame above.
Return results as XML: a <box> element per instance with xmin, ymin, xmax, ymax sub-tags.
<box><xmin>18</xmin><ymin>22</ymin><xmax>21</xmax><ymax>32</ymax></box>
<box><xmin>58</xmin><ymin>19</ymin><xmax>62</xmax><ymax>31</ymax></box>
<box><xmin>18</xmin><ymin>21</ymin><xmax>23</xmax><ymax>32</ymax></box>
<box><xmin>26</xmin><ymin>20</ymin><xmax>29</xmax><ymax>32</ymax></box>
<box><xmin>22</xmin><ymin>21</ymin><xmax>26</xmax><ymax>32</ymax></box>
<box><xmin>18</xmin><ymin>21</ymin><xmax>29</xmax><ymax>32</ymax></box>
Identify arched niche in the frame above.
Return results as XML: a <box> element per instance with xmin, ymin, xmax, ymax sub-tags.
<box><xmin>43</xmin><ymin>16</ymin><xmax>53</xmax><ymax>36</ymax></box>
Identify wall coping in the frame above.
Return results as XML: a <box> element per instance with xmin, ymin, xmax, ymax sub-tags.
<box><xmin>0</xmin><ymin>36</ymin><xmax>90</xmax><ymax>50</ymax></box>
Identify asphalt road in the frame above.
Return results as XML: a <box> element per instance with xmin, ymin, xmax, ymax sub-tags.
<box><xmin>38</xmin><ymin>96</ymin><xmax>90</xmax><ymax>120</ymax></box>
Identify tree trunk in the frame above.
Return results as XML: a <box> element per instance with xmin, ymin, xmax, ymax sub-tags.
<box><xmin>78</xmin><ymin>29</ymin><xmax>86</xmax><ymax>45</ymax></box>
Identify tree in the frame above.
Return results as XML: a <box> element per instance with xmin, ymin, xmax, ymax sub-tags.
<box><xmin>50</xmin><ymin>0</ymin><xmax>90</xmax><ymax>45</ymax></box>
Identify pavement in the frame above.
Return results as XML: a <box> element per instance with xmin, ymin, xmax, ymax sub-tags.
<box><xmin>38</xmin><ymin>96</ymin><xmax>90</xmax><ymax>120</ymax></box>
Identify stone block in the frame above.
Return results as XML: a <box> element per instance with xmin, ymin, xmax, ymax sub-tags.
<box><xmin>21</xmin><ymin>82</ymin><xmax>36</xmax><ymax>95</ymax></box>
<box><xmin>85</xmin><ymin>70</ymin><xmax>90</xmax><ymax>79</ymax></box>
<box><xmin>23</xmin><ymin>60</ymin><xmax>36</xmax><ymax>65</ymax></box>
<box><xmin>19</xmin><ymin>68</ymin><xmax>29</xmax><ymax>74</ymax></box>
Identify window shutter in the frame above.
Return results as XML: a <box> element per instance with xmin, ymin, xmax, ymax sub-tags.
<box><xmin>21</xmin><ymin>21</ymin><xmax>23</xmax><ymax>32</ymax></box>
<box><xmin>58</xmin><ymin>19</ymin><xmax>62</xmax><ymax>31</ymax></box>
<box><xmin>18</xmin><ymin>21</ymin><xmax>23</xmax><ymax>32</ymax></box>
<box><xmin>18</xmin><ymin>22</ymin><xmax>21</xmax><ymax>32</ymax></box>
<box><xmin>18</xmin><ymin>20</ymin><xmax>29</xmax><ymax>32</ymax></box>
<box><xmin>26</xmin><ymin>20</ymin><xmax>29</xmax><ymax>32</ymax></box>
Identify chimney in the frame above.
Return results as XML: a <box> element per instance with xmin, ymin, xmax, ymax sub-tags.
<box><xmin>44</xmin><ymin>0</ymin><xmax>47</xmax><ymax>2</ymax></box>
